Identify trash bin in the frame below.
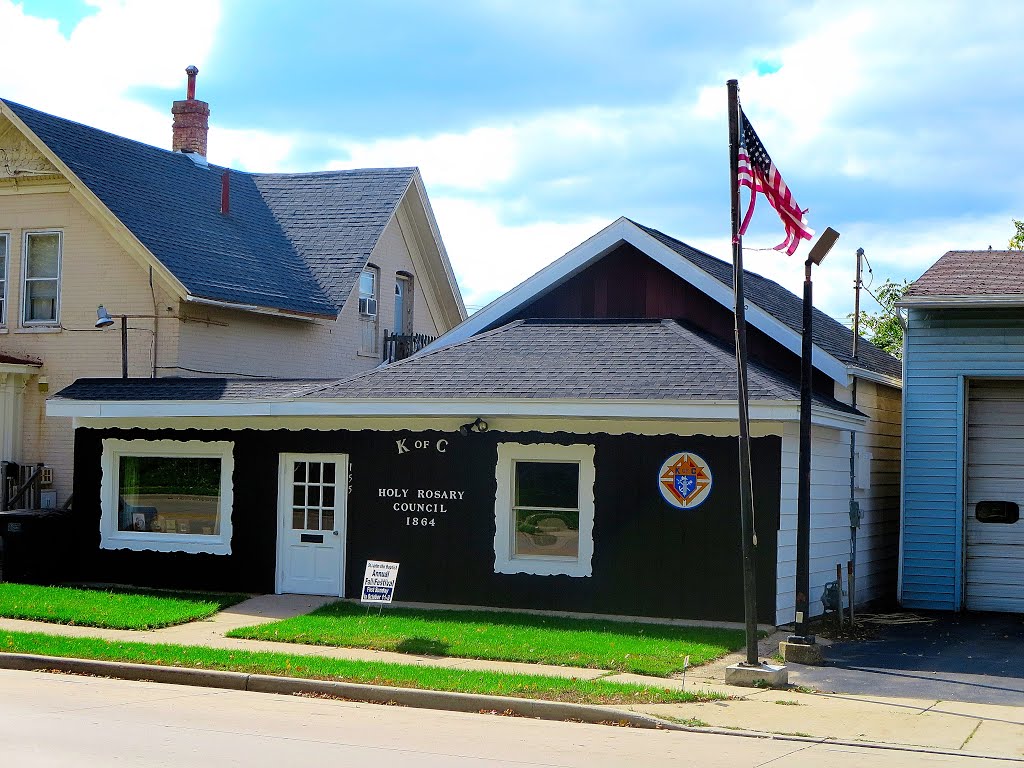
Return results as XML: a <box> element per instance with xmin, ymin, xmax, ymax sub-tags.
<box><xmin>0</xmin><ymin>508</ymin><xmax>75</xmax><ymax>584</ymax></box>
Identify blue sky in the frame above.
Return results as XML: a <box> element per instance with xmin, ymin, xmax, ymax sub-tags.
<box><xmin>3</xmin><ymin>0</ymin><xmax>1022</xmax><ymax>320</ymax></box>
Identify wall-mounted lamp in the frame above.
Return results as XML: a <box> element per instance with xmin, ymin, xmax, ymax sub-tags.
<box><xmin>459</xmin><ymin>417</ymin><xmax>489</xmax><ymax>436</ymax></box>
<box><xmin>95</xmin><ymin>305</ymin><xmax>115</xmax><ymax>328</ymax></box>
<box><xmin>95</xmin><ymin>304</ymin><xmax>162</xmax><ymax>379</ymax></box>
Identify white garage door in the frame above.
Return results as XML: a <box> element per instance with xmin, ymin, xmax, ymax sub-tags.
<box><xmin>966</xmin><ymin>381</ymin><xmax>1024</xmax><ymax>612</ymax></box>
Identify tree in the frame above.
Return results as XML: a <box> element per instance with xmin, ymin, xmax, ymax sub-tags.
<box><xmin>1010</xmin><ymin>219</ymin><xmax>1024</xmax><ymax>250</ymax></box>
<box><xmin>850</xmin><ymin>278</ymin><xmax>910</xmax><ymax>359</ymax></box>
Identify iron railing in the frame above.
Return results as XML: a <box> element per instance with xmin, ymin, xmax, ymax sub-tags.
<box><xmin>383</xmin><ymin>331</ymin><xmax>436</xmax><ymax>364</ymax></box>
<box><xmin>1</xmin><ymin>462</ymin><xmax>45</xmax><ymax>511</ymax></box>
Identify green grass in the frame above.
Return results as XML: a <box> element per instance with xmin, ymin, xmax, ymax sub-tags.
<box><xmin>0</xmin><ymin>583</ymin><xmax>247</xmax><ymax>630</ymax></box>
<box><xmin>227</xmin><ymin>601</ymin><xmax>745</xmax><ymax>677</ymax></box>
<box><xmin>0</xmin><ymin>630</ymin><xmax>725</xmax><ymax>705</ymax></box>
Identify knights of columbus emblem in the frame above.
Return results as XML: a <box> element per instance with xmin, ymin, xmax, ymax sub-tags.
<box><xmin>658</xmin><ymin>452</ymin><xmax>713</xmax><ymax>509</ymax></box>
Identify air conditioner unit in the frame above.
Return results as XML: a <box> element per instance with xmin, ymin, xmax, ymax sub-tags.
<box><xmin>358</xmin><ymin>297</ymin><xmax>378</xmax><ymax>317</ymax></box>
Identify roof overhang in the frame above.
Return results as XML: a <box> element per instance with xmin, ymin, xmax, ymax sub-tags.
<box><xmin>48</xmin><ymin>396</ymin><xmax>867</xmax><ymax>430</ymax></box>
<box><xmin>428</xmin><ymin>217</ymin><xmax>851</xmax><ymax>386</ymax></box>
<box><xmin>184</xmin><ymin>294</ymin><xmax>334</xmax><ymax>321</ymax></box>
<box><xmin>898</xmin><ymin>295</ymin><xmax>1024</xmax><ymax>310</ymax></box>
<box><xmin>848</xmin><ymin>365</ymin><xmax>902</xmax><ymax>390</ymax></box>
<box><xmin>0</xmin><ymin>363</ymin><xmax>41</xmax><ymax>376</ymax></box>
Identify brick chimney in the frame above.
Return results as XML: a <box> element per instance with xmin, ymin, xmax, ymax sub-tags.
<box><xmin>171</xmin><ymin>65</ymin><xmax>210</xmax><ymax>156</ymax></box>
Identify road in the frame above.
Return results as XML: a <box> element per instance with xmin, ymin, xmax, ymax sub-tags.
<box><xmin>0</xmin><ymin>668</ymin><xmax>1006</xmax><ymax>767</ymax></box>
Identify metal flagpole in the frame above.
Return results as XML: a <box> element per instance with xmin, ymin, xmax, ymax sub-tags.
<box><xmin>727</xmin><ymin>79</ymin><xmax>760</xmax><ymax>666</ymax></box>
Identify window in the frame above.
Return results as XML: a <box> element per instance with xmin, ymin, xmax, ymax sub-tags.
<box><xmin>0</xmin><ymin>233</ymin><xmax>8</xmax><ymax>325</ymax></box>
<box><xmin>22</xmin><ymin>230</ymin><xmax>62</xmax><ymax>325</ymax></box>
<box><xmin>493</xmin><ymin>443</ymin><xmax>596</xmax><ymax>577</ymax></box>
<box><xmin>99</xmin><ymin>439</ymin><xmax>234</xmax><ymax>555</ymax></box>
<box><xmin>358</xmin><ymin>266</ymin><xmax>379</xmax><ymax>354</ymax></box>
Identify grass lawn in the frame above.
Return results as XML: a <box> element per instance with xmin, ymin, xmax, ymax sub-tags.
<box><xmin>227</xmin><ymin>602</ymin><xmax>745</xmax><ymax>677</ymax></box>
<box><xmin>0</xmin><ymin>583</ymin><xmax>248</xmax><ymax>630</ymax></box>
<box><xmin>0</xmin><ymin>630</ymin><xmax>724</xmax><ymax>705</ymax></box>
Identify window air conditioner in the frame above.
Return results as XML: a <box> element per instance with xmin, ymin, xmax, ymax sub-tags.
<box><xmin>358</xmin><ymin>297</ymin><xmax>378</xmax><ymax>317</ymax></box>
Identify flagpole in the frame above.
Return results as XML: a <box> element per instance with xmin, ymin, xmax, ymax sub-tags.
<box><xmin>727</xmin><ymin>78</ymin><xmax>760</xmax><ymax>667</ymax></box>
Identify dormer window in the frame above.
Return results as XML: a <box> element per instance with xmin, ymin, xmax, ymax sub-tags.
<box><xmin>358</xmin><ymin>266</ymin><xmax>379</xmax><ymax>354</ymax></box>
<box><xmin>22</xmin><ymin>230</ymin><xmax>62</xmax><ymax>325</ymax></box>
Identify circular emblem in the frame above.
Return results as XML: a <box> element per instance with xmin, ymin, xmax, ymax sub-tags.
<box><xmin>658</xmin><ymin>452</ymin><xmax>713</xmax><ymax>509</ymax></box>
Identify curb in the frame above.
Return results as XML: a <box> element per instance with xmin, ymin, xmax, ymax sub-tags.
<box><xmin>1</xmin><ymin>652</ymin><xmax>1021</xmax><ymax>763</ymax></box>
<box><xmin>0</xmin><ymin>652</ymin><xmax>668</xmax><ymax>730</ymax></box>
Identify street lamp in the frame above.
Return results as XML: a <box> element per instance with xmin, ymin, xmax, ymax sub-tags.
<box><xmin>95</xmin><ymin>305</ymin><xmax>161</xmax><ymax>379</ymax></box>
<box><xmin>790</xmin><ymin>227</ymin><xmax>840</xmax><ymax>645</ymax></box>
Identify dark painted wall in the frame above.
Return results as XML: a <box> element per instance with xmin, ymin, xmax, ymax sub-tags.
<box><xmin>72</xmin><ymin>426</ymin><xmax>780</xmax><ymax>622</ymax></box>
<box><xmin>503</xmin><ymin>243</ymin><xmax>834</xmax><ymax>395</ymax></box>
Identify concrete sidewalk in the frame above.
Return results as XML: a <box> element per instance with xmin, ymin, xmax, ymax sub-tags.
<box><xmin>1</xmin><ymin>595</ymin><xmax>1022</xmax><ymax>761</ymax></box>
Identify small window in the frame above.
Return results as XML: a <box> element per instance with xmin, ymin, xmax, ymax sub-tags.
<box><xmin>0</xmin><ymin>233</ymin><xmax>8</xmax><ymax>325</ymax></box>
<box><xmin>359</xmin><ymin>266</ymin><xmax>379</xmax><ymax>354</ymax></box>
<box><xmin>494</xmin><ymin>443</ymin><xmax>595</xmax><ymax>577</ymax></box>
<box><xmin>100</xmin><ymin>439</ymin><xmax>234</xmax><ymax>555</ymax></box>
<box><xmin>22</xmin><ymin>231</ymin><xmax>62</xmax><ymax>325</ymax></box>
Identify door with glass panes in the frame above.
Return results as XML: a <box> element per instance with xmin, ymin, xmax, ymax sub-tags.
<box><xmin>276</xmin><ymin>454</ymin><xmax>348</xmax><ymax>595</ymax></box>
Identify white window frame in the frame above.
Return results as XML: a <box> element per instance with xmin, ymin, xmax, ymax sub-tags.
<box><xmin>99</xmin><ymin>439</ymin><xmax>235</xmax><ymax>555</ymax></box>
<box><xmin>493</xmin><ymin>442</ymin><xmax>596</xmax><ymax>577</ymax></box>
<box><xmin>21</xmin><ymin>229</ymin><xmax>62</xmax><ymax>326</ymax></box>
<box><xmin>358</xmin><ymin>264</ymin><xmax>380</xmax><ymax>355</ymax></box>
<box><xmin>0</xmin><ymin>232</ymin><xmax>9</xmax><ymax>326</ymax></box>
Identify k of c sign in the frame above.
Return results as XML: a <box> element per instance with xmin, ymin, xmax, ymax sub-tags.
<box><xmin>659</xmin><ymin>452</ymin><xmax>713</xmax><ymax>509</ymax></box>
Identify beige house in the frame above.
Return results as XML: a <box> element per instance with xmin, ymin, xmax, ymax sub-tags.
<box><xmin>0</xmin><ymin>71</ymin><xmax>465</xmax><ymax>506</ymax></box>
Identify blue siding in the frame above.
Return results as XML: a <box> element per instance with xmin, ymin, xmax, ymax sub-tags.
<box><xmin>902</xmin><ymin>308</ymin><xmax>1024</xmax><ymax>610</ymax></box>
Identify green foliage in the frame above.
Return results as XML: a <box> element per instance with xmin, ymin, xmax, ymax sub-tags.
<box><xmin>0</xmin><ymin>584</ymin><xmax>246</xmax><ymax>629</ymax></box>
<box><xmin>850</xmin><ymin>279</ymin><xmax>910</xmax><ymax>359</ymax></box>
<box><xmin>1010</xmin><ymin>219</ymin><xmax>1024</xmax><ymax>250</ymax></box>
<box><xmin>228</xmin><ymin>600</ymin><xmax>745</xmax><ymax>677</ymax></box>
<box><xmin>0</xmin><ymin>630</ymin><xmax>725</xmax><ymax>705</ymax></box>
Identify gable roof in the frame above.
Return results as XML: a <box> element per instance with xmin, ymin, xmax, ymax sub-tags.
<box><xmin>430</xmin><ymin>217</ymin><xmax>901</xmax><ymax>385</ymax></box>
<box><xmin>902</xmin><ymin>250</ymin><xmax>1024</xmax><ymax>306</ymax></box>
<box><xmin>0</xmin><ymin>98</ymin><xmax>433</xmax><ymax>318</ymax></box>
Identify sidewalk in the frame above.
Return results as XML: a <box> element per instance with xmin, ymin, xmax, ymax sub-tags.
<box><xmin>1</xmin><ymin>595</ymin><xmax>1022</xmax><ymax>760</ymax></box>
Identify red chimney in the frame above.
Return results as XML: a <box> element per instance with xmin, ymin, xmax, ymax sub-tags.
<box><xmin>171</xmin><ymin>65</ymin><xmax>210</xmax><ymax>156</ymax></box>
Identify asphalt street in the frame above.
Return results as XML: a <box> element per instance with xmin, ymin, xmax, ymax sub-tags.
<box><xmin>0</xmin><ymin>668</ymin><xmax>1009</xmax><ymax>767</ymax></box>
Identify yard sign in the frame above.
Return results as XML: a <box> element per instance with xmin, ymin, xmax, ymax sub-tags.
<box><xmin>361</xmin><ymin>560</ymin><xmax>400</xmax><ymax>604</ymax></box>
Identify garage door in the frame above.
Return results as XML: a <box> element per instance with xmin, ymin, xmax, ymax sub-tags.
<box><xmin>966</xmin><ymin>381</ymin><xmax>1024</xmax><ymax>612</ymax></box>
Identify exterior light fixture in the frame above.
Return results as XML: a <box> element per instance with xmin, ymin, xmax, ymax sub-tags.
<box><xmin>459</xmin><ymin>417</ymin><xmax>489</xmax><ymax>436</ymax></box>
<box><xmin>95</xmin><ymin>305</ymin><xmax>115</xmax><ymax>328</ymax></box>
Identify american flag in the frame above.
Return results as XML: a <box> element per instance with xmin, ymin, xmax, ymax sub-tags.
<box><xmin>737</xmin><ymin>111</ymin><xmax>813</xmax><ymax>255</ymax></box>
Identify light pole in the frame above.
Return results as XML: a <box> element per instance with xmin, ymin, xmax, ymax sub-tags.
<box><xmin>790</xmin><ymin>227</ymin><xmax>840</xmax><ymax>645</ymax></box>
<box><xmin>95</xmin><ymin>305</ymin><xmax>160</xmax><ymax>379</ymax></box>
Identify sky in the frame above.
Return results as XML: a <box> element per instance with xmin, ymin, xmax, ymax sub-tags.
<box><xmin>1</xmin><ymin>0</ymin><xmax>1021</xmax><ymax>322</ymax></box>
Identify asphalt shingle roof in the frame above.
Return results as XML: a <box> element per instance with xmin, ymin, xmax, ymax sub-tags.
<box><xmin>3</xmin><ymin>99</ymin><xmax>414</xmax><ymax>316</ymax></box>
<box><xmin>53</xmin><ymin>378</ymin><xmax>329</xmax><ymax>402</ymax></box>
<box><xmin>906</xmin><ymin>250</ymin><xmax>1024</xmax><ymax>299</ymax></box>
<box><xmin>632</xmin><ymin>221</ymin><xmax>902</xmax><ymax>380</ymax></box>
<box><xmin>303</xmin><ymin>319</ymin><xmax>859</xmax><ymax>412</ymax></box>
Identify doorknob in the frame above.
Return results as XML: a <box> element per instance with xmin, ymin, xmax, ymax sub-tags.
<box><xmin>332</xmin><ymin>530</ymin><xmax>339</xmax><ymax>536</ymax></box>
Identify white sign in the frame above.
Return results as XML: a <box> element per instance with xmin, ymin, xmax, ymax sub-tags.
<box><xmin>361</xmin><ymin>560</ymin><xmax>400</xmax><ymax>604</ymax></box>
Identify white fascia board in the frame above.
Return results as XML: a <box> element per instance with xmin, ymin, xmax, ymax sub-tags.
<box><xmin>848</xmin><ymin>365</ymin><xmax>902</xmax><ymax>390</ymax></box>
<box><xmin>898</xmin><ymin>295</ymin><xmax>1024</xmax><ymax>309</ymax></box>
<box><xmin>184</xmin><ymin>294</ymin><xmax>332</xmax><ymax>322</ymax></box>
<box><xmin>50</xmin><ymin>396</ymin><xmax>867</xmax><ymax>429</ymax></box>
<box><xmin>0</xmin><ymin>364</ymin><xmax>40</xmax><ymax>376</ymax></box>
<box><xmin>426</xmin><ymin>218</ymin><xmax>850</xmax><ymax>385</ymax></box>
<box><xmin>408</xmin><ymin>171</ymin><xmax>467</xmax><ymax>321</ymax></box>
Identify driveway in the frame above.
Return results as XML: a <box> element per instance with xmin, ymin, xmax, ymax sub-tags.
<box><xmin>788</xmin><ymin>611</ymin><xmax>1024</xmax><ymax>706</ymax></box>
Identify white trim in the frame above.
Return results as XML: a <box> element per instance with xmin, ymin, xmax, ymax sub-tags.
<box><xmin>99</xmin><ymin>439</ymin><xmax>235</xmax><ymax>555</ymax></box>
<box><xmin>493</xmin><ymin>443</ymin><xmax>596</xmax><ymax>577</ymax></box>
<box><xmin>48</xmin><ymin>396</ymin><xmax>868</xmax><ymax>429</ymax></box>
<box><xmin>0</xmin><ymin>232</ymin><xmax>8</xmax><ymax>326</ymax></box>
<box><xmin>426</xmin><ymin>218</ymin><xmax>850</xmax><ymax>385</ymax></box>
<box><xmin>183</xmin><ymin>294</ymin><xmax>328</xmax><ymax>322</ymax></box>
<box><xmin>898</xmin><ymin>295</ymin><xmax>1024</xmax><ymax>309</ymax></box>
<box><xmin>848</xmin><ymin>366</ymin><xmax>902</xmax><ymax>390</ymax></box>
<box><xmin>21</xmin><ymin>229</ymin><xmax>62</xmax><ymax>326</ymax></box>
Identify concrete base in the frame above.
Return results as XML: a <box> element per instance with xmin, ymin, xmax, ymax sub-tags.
<box><xmin>724</xmin><ymin>662</ymin><xmax>789</xmax><ymax>689</ymax></box>
<box><xmin>780</xmin><ymin>641</ymin><xmax>825</xmax><ymax>666</ymax></box>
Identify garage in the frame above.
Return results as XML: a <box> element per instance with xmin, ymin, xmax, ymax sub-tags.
<box><xmin>965</xmin><ymin>380</ymin><xmax>1024</xmax><ymax>612</ymax></box>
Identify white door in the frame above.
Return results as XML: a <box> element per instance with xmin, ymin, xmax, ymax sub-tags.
<box><xmin>965</xmin><ymin>382</ymin><xmax>1024</xmax><ymax>612</ymax></box>
<box><xmin>277</xmin><ymin>453</ymin><xmax>348</xmax><ymax>596</ymax></box>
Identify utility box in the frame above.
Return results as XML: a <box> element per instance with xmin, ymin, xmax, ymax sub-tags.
<box><xmin>0</xmin><ymin>508</ymin><xmax>75</xmax><ymax>584</ymax></box>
